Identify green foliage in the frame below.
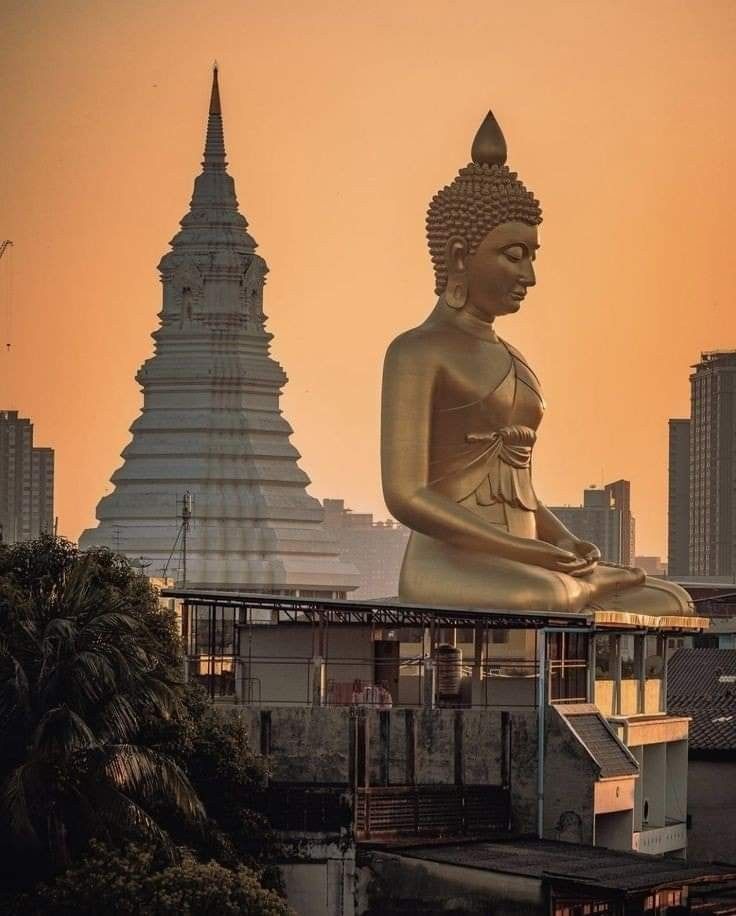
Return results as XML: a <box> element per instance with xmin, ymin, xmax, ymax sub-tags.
<box><xmin>145</xmin><ymin>683</ymin><xmax>279</xmax><ymax>873</ymax></box>
<box><xmin>15</xmin><ymin>840</ymin><xmax>291</xmax><ymax>916</ymax></box>
<box><xmin>0</xmin><ymin>536</ymin><xmax>202</xmax><ymax>885</ymax></box>
<box><xmin>0</xmin><ymin>536</ymin><xmax>288</xmax><ymax>912</ymax></box>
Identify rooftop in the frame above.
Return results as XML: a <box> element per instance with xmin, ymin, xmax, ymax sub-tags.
<box><xmin>162</xmin><ymin>588</ymin><xmax>708</xmax><ymax>632</ymax></box>
<box><xmin>559</xmin><ymin>707</ymin><xmax>638</xmax><ymax>778</ymax></box>
<box><xmin>162</xmin><ymin>588</ymin><xmax>595</xmax><ymax>629</ymax></box>
<box><xmin>368</xmin><ymin>838</ymin><xmax>736</xmax><ymax>894</ymax></box>
<box><xmin>668</xmin><ymin>649</ymin><xmax>736</xmax><ymax>752</ymax></box>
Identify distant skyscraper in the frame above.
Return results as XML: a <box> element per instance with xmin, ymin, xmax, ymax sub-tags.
<box><xmin>322</xmin><ymin>499</ymin><xmax>410</xmax><ymax>599</ymax></box>
<box><xmin>604</xmin><ymin>479</ymin><xmax>635</xmax><ymax>566</ymax></box>
<box><xmin>688</xmin><ymin>351</ymin><xmax>736</xmax><ymax>577</ymax></box>
<box><xmin>0</xmin><ymin>410</ymin><xmax>54</xmax><ymax>544</ymax></box>
<box><xmin>635</xmin><ymin>555</ymin><xmax>667</xmax><ymax>577</ymax></box>
<box><xmin>550</xmin><ymin>481</ymin><xmax>635</xmax><ymax>565</ymax></box>
<box><xmin>79</xmin><ymin>70</ymin><xmax>356</xmax><ymax>596</ymax></box>
<box><xmin>667</xmin><ymin>418</ymin><xmax>691</xmax><ymax>577</ymax></box>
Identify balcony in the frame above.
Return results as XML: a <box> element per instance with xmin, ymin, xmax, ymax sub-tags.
<box><xmin>632</xmin><ymin>821</ymin><xmax>687</xmax><ymax>855</ymax></box>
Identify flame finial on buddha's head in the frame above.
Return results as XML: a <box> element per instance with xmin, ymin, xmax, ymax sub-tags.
<box><xmin>426</xmin><ymin>111</ymin><xmax>543</xmax><ymax>296</ymax></box>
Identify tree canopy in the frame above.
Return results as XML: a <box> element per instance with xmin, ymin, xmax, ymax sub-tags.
<box><xmin>0</xmin><ymin>536</ymin><xmax>289</xmax><ymax>914</ymax></box>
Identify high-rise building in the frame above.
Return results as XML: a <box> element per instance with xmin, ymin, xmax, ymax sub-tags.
<box><xmin>604</xmin><ymin>479</ymin><xmax>635</xmax><ymax>566</ymax></box>
<box><xmin>0</xmin><ymin>410</ymin><xmax>54</xmax><ymax>544</ymax></box>
<box><xmin>79</xmin><ymin>70</ymin><xmax>357</xmax><ymax>596</ymax></box>
<box><xmin>667</xmin><ymin>418</ymin><xmax>691</xmax><ymax>577</ymax></box>
<box><xmin>687</xmin><ymin>351</ymin><xmax>736</xmax><ymax>577</ymax></box>
<box><xmin>549</xmin><ymin>481</ymin><xmax>635</xmax><ymax>565</ymax></box>
<box><xmin>322</xmin><ymin>498</ymin><xmax>410</xmax><ymax>599</ymax></box>
<box><xmin>634</xmin><ymin>555</ymin><xmax>667</xmax><ymax>576</ymax></box>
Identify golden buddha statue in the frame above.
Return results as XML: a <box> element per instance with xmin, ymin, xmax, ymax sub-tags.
<box><xmin>381</xmin><ymin>112</ymin><xmax>692</xmax><ymax>619</ymax></box>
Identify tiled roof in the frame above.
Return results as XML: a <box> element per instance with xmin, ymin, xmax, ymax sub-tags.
<box><xmin>667</xmin><ymin>649</ymin><xmax>736</xmax><ymax>752</ymax></box>
<box><xmin>384</xmin><ymin>839</ymin><xmax>736</xmax><ymax>892</ymax></box>
<box><xmin>678</xmin><ymin>704</ymin><xmax>736</xmax><ymax>752</ymax></box>
<box><xmin>668</xmin><ymin>648</ymin><xmax>736</xmax><ymax>703</ymax></box>
<box><xmin>558</xmin><ymin>707</ymin><xmax>638</xmax><ymax>778</ymax></box>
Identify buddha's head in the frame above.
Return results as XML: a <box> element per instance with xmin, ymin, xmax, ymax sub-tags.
<box><xmin>427</xmin><ymin>112</ymin><xmax>542</xmax><ymax>321</ymax></box>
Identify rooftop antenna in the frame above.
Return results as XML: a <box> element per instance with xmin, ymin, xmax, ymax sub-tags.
<box><xmin>181</xmin><ymin>491</ymin><xmax>192</xmax><ymax>585</ymax></box>
<box><xmin>162</xmin><ymin>491</ymin><xmax>193</xmax><ymax>584</ymax></box>
<box><xmin>0</xmin><ymin>241</ymin><xmax>14</xmax><ymax>352</ymax></box>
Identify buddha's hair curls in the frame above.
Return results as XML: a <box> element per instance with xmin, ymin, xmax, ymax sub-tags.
<box><xmin>426</xmin><ymin>161</ymin><xmax>542</xmax><ymax>295</ymax></box>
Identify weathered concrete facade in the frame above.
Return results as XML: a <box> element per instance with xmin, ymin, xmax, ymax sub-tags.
<box><xmin>241</xmin><ymin>705</ymin><xmax>537</xmax><ymax>796</ymax></box>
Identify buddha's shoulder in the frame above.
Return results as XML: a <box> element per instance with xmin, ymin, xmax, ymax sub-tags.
<box><xmin>384</xmin><ymin>323</ymin><xmax>447</xmax><ymax>362</ymax></box>
<box><xmin>499</xmin><ymin>337</ymin><xmax>532</xmax><ymax>366</ymax></box>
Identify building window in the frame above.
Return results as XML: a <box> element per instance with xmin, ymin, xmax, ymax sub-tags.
<box><xmin>186</xmin><ymin>605</ymin><xmax>238</xmax><ymax>697</ymax></box>
<box><xmin>643</xmin><ymin>889</ymin><xmax>683</xmax><ymax>914</ymax></box>
<box><xmin>621</xmin><ymin>635</ymin><xmax>639</xmax><ymax>679</ymax></box>
<box><xmin>595</xmin><ymin>635</ymin><xmax>614</xmax><ymax>678</ymax></box>
<box><xmin>549</xmin><ymin>633</ymin><xmax>589</xmax><ymax>703</ymax></box>
<box><xmin>553</xmin><ymin>901</ymin><xmax>613</xmax><ymax>916</ymax></box>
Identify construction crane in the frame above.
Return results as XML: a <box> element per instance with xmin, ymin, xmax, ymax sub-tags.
<box><xmin>0</xmin><ymin>240</ymin><xmax>14</xmax><ymax>351</ymax></box>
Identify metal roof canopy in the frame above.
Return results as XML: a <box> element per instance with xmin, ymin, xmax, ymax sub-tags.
<box><xmin>162</xmin><ymin>588</ymin><xmax>594</xmax><ymax>630</ymax></box>
<box><xmin>163</xmin><ymin>589</ymin><xmax>703</xmax><ymax>633</ymax></box>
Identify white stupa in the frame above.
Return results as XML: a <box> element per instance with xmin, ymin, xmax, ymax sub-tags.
<box><xmin>80</xmin><ymin>69</ymin><xmax>357</xmax><ymax>595</ymax></box>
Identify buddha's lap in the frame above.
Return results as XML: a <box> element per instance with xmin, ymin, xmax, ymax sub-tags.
<box><xmin>398</xmin><ymin>533</ymin><xmax>690</xmax><ymax>615</ymax></box>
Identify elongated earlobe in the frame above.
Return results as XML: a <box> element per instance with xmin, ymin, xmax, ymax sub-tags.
<box><xmin>444</xmin><ymin>277</ymin><xmax>468</xmax><ymax>309</ymax></box>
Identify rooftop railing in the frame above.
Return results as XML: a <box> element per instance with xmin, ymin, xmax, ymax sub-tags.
<box><xmin>184</xmin><ymin>652</ymin><xmax>591</xmax><ymax>708</ymax></box>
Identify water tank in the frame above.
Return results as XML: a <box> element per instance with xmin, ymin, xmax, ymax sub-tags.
<box><xmin>436</xmin><ymin>644</ymin><xmax>463</xmax><ymax>697</ymax></box>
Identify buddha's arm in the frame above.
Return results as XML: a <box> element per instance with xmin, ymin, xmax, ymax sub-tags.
<box><xmin>536</xmin><ymin>502</ymin><xmax>601</xmax><ymax>564</ymax></box>
<box><xmin>381</xmin><ymin>338</ymin><xmax>585</xmax><ymax>572</ymax></box>
<box><xmin>536</xmin><ymin>503</ymin><xmax>578</xmax><ymax>545</ymax></box>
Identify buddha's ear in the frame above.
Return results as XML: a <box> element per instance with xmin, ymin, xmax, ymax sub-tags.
<box><xmin>446</xmin><ymin>236</ymin><xmax>469</xmax><ymax>274</ymax></box>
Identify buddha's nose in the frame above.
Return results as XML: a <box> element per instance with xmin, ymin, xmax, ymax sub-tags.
<box><xmin>521</xmin><ymin>262</ymin><xmax>536</xmax><ymax>287</ymax></box>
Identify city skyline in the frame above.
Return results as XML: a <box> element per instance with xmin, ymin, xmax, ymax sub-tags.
<box><xmin>2</xmin><ymin>1</ymin><xmax>736</xmax><ymax>556</ymax></box>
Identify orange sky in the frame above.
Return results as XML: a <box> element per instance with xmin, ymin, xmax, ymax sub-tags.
<box><xmin>2</xmin><ymin>0</ymin><xmax>736</xmax><ymax>557</ymax></box>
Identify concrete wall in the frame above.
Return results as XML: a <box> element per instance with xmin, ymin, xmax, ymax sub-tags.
<box><xmin>359</xmin><ymin>852</ymin><xmax>543</xmax><ymax>915</ymax></box>
<box><xmin>687</xmin><ymin>759</ymin><xmax>736</xmax><ymax>864</ymax></box>
<box><xmin>666</xmin><ymin>740</ymin><xmax>688</xmax><ymax>824</ymax></box>
<box><xmin>509</xmin><ymin>711</ymin><xmax>539</xmax><ymax>834</ymax></box>
<box><xmin>242</xmin><ymin>706</ymin><xmax>537</xmax><ymax>796</ymax></box>
<box><xmin>280</xmin><ymin>843</ymin><xmax>356</xmax><ymax>916</ymax></box>
<box><xmin>241</xmin><ymin>706</ymin><xmax>354</xmax><ymax>782</ymax></box>
<box><xmin>543</xmin><ymin>706</ymin><xmax>596</xmax><ymax>845</ymax></box>
<box><xmin>642</xmin><ymin>742</ymin><xmax>666</xmax><ymax>827</ymax></box>
<box><xmin>242</xmin><ymin>626</ymin><xmax>374</xmax><ymax>705</ymax></box>
<box><xmin>595</xmin><ymin>809</ymin><xmax>634</xmax><ymax>851</ymax></box>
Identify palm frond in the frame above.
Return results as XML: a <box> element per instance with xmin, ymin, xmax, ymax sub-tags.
<box><xmin>97</xmin><ymin>694</ymin><xmax>139</xmax><ymax>742</ymax></box>
<box><xmin>105</xmin><ymin>745</ymin><xmax>204</xmax><ymax>822</ymax></box>
<box><xmin>32</xmin><ymin>705</ymin><xmax>100</xmax><ymax>759</ymax></box>
<box><xmin>87</xmin><ymin>780</ymin><xmax>175</xmax><ymax>852</ymax></box>
<box><xmin>1</xmin><ymin>764</ymin><xmax>42</xmax><ymax>848</ymax></box>
<box><xmin>0</xmin><ymin>654</ymin><xmax>31</xmax><ymax>721</ymax></box>
<box><xmin>41</xmin><ymin>616</ymin><xmax>77</xmax><ymax>645</ymax></box>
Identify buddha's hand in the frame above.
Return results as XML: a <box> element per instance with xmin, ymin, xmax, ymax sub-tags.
<box><xmin>553</xmin><ymin>536</ymin><xmax>601</xmax><ymax>576</ymax></box>
<box><xmin>517</xmin><ymin>540</ymin><xmax>593</xmax><ymax>575</ymax></box>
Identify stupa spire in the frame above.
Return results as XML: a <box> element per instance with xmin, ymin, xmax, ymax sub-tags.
<box><xmin>80</xmin><ymin>69</ymin><xmax>357</xmax><ymax>596</ymax></box>
<box><xmin>202</xmin><ymin>63</ymin><xmax>227</xmax><ymax>170</ymax></box>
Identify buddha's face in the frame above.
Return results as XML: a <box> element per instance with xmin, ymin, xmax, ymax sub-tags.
<box><xmin>447</xmin><ymin>221</ymin><xmax>538</xmax><ymax>322</ymax></box>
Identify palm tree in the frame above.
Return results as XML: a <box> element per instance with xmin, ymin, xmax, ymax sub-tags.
<box><xmin>0</xmin><ymin>537</ymin><xmax>204</xmax><ymax>878</ymax></box>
